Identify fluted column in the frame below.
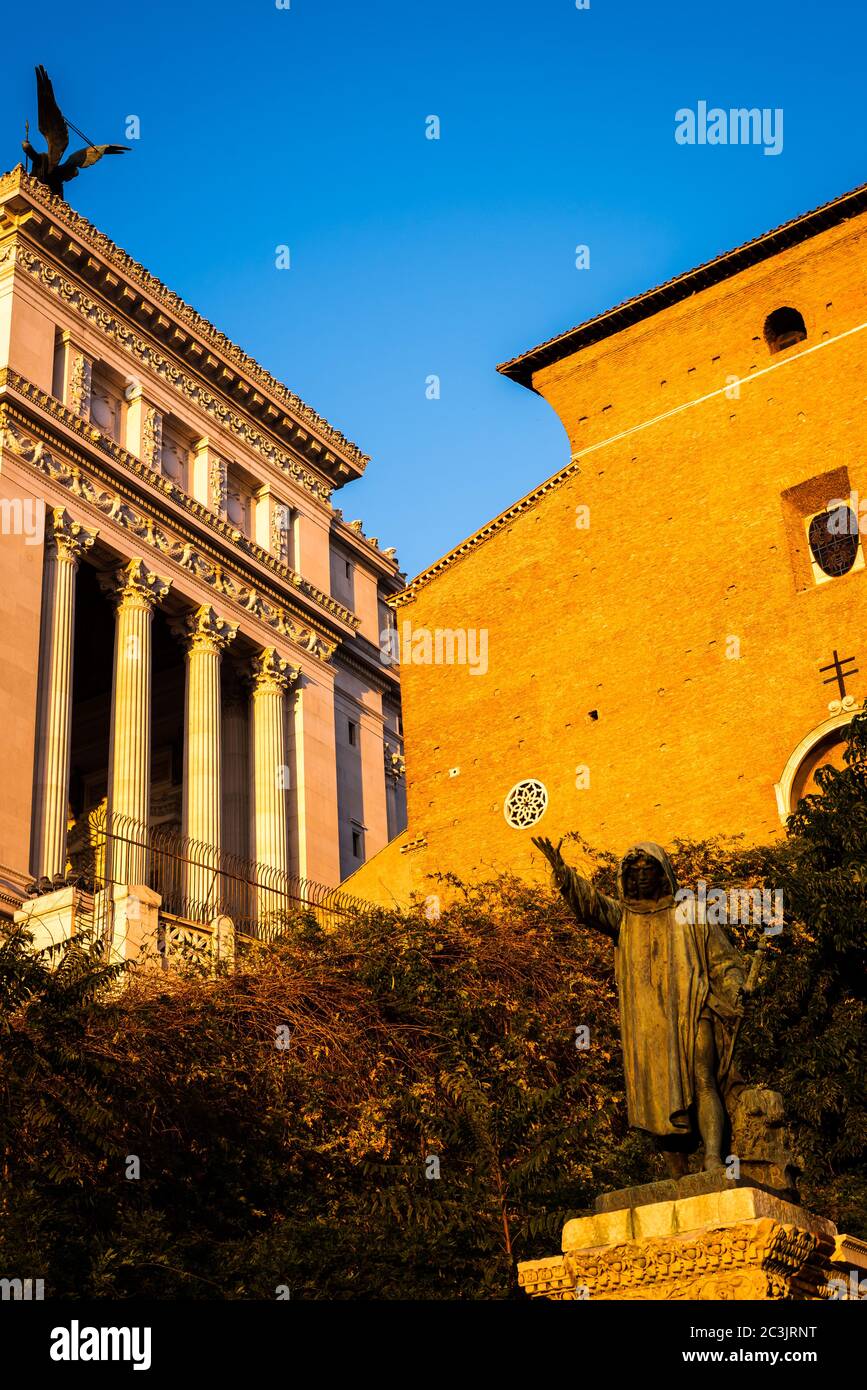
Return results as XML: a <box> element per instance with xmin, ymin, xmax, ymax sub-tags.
<box><xmin>101</xmin><ymin>559</ymin><xmax>171</xmax><ymax>885</ymax></box>
<box><xmin>30</xmin><ymin>508</ymin><xmax>98</xmax><ymax>881</ymax></box>
<box><xmin>174</xmin><ymin>605</ymin><xmax>237</xmax><ymax>918</ymax></box>
<box><xmin>248</xmin><ymin>648</ymin><xmax>297</xmax><ymax>928</ymax></box>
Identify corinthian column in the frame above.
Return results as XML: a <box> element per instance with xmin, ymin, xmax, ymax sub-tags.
<box><xmin>173</xmin><ymin>605</ymin><xmax>237</xmax><ymax>918</ymax></box>
<box><xmin>101</xmin><ymin>559</ymin><xmax>171</xmax><ymax>885</ymax></box>
<box><xmin>30</xmin><ymin>508</ymin><xmax>98</xmax><ymax>881</ymax></box>
<box><xmin>248</xmin><ymin>649</ymin><xmax>297</xmax><ymax>927</ymax></box>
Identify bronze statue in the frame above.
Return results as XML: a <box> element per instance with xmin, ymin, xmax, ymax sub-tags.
<box><xmin>534</xmin><ymin>837</ymin><xmax>750</xmax><ymax>1178</ymax></box>
<box><xmin>22</xmin><ymin>66</ymin><xmax>129</xmax><ymax>200</ymax></box>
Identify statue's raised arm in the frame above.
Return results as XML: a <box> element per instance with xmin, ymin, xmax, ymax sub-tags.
<box><xmin>532</xmin><ymin>836</ymin><xmax>622</xmax><ymax>942</ymax></box>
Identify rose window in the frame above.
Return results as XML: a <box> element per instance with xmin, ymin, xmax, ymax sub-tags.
<box><xmin>503</xmin><ymin>779</ymin><xmax>549</xmax><ymax>828</ymax></box>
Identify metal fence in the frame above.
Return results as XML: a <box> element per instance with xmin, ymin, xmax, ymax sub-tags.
<box><xmin>66</xmin><ymin>808</ymin><xmax>373</xmax><ymax>942</ymax></box>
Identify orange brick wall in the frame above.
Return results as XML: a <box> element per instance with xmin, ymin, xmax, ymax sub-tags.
<box><xmin>380</xmin><ymin>211</ymin><xmax>867</xmax><ymax>899</ymax></box>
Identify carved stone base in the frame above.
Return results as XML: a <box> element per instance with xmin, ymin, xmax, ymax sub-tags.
<box><xmin>518</xmin><ymin>1187</ymin><xmax>867</xmax><ymax>1300</ymax></box>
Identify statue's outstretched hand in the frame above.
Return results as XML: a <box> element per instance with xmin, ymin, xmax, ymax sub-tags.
<box><xmin>532</xmin><ymin>835</ymin><xmax>565</xmax><ymax>867</ymax></box>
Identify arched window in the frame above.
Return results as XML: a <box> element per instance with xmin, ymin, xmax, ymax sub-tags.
<box><xmin>764</xmin><ymin>307</ymin><xmax>807</xmax><ymax>353</ymax></box>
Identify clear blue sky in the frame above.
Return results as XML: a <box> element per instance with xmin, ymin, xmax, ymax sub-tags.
<box><xmin>4</xmin><ymin>1</ymin><xmax>866</xmax><ymax>579</ymax></box>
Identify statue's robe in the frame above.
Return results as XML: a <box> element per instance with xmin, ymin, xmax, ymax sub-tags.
<box><xmin>556</xmin><ymin>842</ymin><xmax>745</xmax><ymax>1138</ymax></box>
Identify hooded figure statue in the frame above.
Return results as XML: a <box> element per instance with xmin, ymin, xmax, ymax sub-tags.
<box><xmin>533</xmin><ymin>837</ymin><xmax>746</xmax><ymax>1175</ymax></box>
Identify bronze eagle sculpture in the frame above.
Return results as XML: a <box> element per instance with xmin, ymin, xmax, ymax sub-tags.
<box><xmin>22</xmin><ymin>66</ymin><xmax>129</xmax><ymax>199</ymax></box>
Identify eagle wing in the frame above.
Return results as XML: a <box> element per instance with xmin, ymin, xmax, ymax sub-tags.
<box><xmin>60</xmin><ymin>144</ymin><xmax>131</xmax><ymax>180</ymax></box>
<box><xmin>35</xmin><ymin>65</ymin><xmax>68</xmax><ymax>166</ymax></box>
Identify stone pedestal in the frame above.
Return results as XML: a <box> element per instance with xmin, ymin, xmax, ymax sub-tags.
<box><xmin>105</xmin><ymin>883</ymin><xmax>162</xmax><ymax>965</ymax></box>
<box><xmin>518</xmin><ymin>1184</ymin><xmax>867</xmax><ymax>1300</ymax></box>
<box><xmin>14</xmin><ymin>885</ymin><xmax>90</xmax><ymax>953</ymax></box>
<box><xmin>210</xmin><ymin>913</ymin><xmax>236</xmax><ymax>969</ymax></box>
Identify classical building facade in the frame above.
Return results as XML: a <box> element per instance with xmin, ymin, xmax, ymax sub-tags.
<box><xmin>349</xmin><ymin>179</ymin><xmax>867</xmax><ymax>905</ymax></box>
<box><xmin>0</xmin><ymin>167</ymin><xmax>406</xmax><ymax>927</ymax></box>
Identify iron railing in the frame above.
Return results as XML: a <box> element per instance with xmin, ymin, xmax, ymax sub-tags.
<box><xmin>66</xmin><ymin>807</ymin><xmax>372</xmax><ymax>941</ymax></box>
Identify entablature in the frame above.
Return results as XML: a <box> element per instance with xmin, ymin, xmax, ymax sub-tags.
<box><xmin>0</xmin><ymin>378</ymin><xmax>362</xmax><ymax>664</ymax></box>
<box><xmin>0</xmin><ymin>167</ymin><xmax>367</xmax><ymax>490</ymax></box>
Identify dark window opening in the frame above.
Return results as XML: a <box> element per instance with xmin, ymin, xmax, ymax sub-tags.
<box><xmin>764</xmin><ymin>307</ymin><xmax>807</xmax><ymax>354</ymax></box>
<box><xmin>351</xmin><ymin>827</ymin><xmax>363</xmax><ymax>859</ymax></box>
<box><xmin>348</xmin><ymin>719</ymin><xmax>358</xmax><ymax>746</ymax></box>
<box><xmin>808</xmin><ymin>507</ymin><xmax>859</xmax><ymax>577</ymax></box>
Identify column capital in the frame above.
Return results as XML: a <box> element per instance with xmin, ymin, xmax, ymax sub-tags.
<box><xmin>172</xmin><ymin>604</ymin><xmax>238</xmax><ymax>655</ymax></box>
<box><xmin>248</xmin><ymin>647</ymin><xmax>300</xmax><ymax>696</ymax></box>
<box><xmin>99</xmin><ymin>558</ymin><xmax>171</xmax><ymax>613</ymax></box>
<box><xmin>46</xmin><ymin>507</ymin><xmax>98</xmax><ymax>565</ymax></box>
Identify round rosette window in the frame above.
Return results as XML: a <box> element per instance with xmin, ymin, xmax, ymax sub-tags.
<box><xmin>503</xmin><ymin>779</ymin><xmax>549</xmax><ymax>829</ymax></box>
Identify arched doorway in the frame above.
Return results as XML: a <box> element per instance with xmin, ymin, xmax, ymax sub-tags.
<box><xmin>774</xmin><ymin>704</ymin><xmax>860</xmax><ymax>822</ymax></box>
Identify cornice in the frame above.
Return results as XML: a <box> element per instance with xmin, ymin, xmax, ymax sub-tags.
<box><xmin>0</xmin><ymin>166</ymin><xmax>368</xmax><ymax>481</ymax></box>
<box><xmin>391</xmin><ymin>457</ymin><xmax>581</xmax><ymax>606</ymax></box>
<box><xmin>0</xmin><ymin>406</ymin><xmax>342</xmax><ymax>664</ymax></box>
<box><xmin>0</xmin><ymin>367</ymin><xmax>359</xmax><ymax>632</ymax></box>
<box><xmin>331</xmin><ymin>504</ymin><xmax>404</xmax><ymax>582</ymax></box>
<box><xmin>498</xmin><ymin>176</ymin><xmax>867</xmax><ymax>389</ymax></box>
<box><xmin>4</xmin><ymin>241</ymin><xmax>339</xmax><ymax>505</ymax></box>
<box><xmin>334</xmin><ymin>635</ymin><xmax>401</xmax><ymax>696</ymax></box>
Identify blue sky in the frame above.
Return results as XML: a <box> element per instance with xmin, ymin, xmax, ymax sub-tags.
<box><xmin>3</xmin><ymin>0</ymin><xmax>866</xmax><ymax>578</ymax></box>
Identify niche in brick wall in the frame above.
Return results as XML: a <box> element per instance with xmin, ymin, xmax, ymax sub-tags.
<box><xmin>780</xmin><ymin>466</ymin><xmax>864</xmax><ymax>592</ymax></box>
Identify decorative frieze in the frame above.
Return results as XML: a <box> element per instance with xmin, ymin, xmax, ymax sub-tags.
<box><xmin>518</xmin><ymin>1187</ymin><xmax>867</xmax><ymax>1301</ymax></box>
<box><xmin>14</xmin><ymin>245</ymin><xmax>335</xmax><ymax>503</ymax></box>
<box><xmin>0</xmin><ymin>414</ymin><xmax>341</xmax><ymax>663</ymax></box>
<box><xmin>539</xmin><ymin>1219</ymin><xmax>832</xmax><ymax>1301</ymax></box>
<box><xmin>0</xmin><ymin>372</ymin><xmax>357</xmax><ymax>627</ymax></box>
